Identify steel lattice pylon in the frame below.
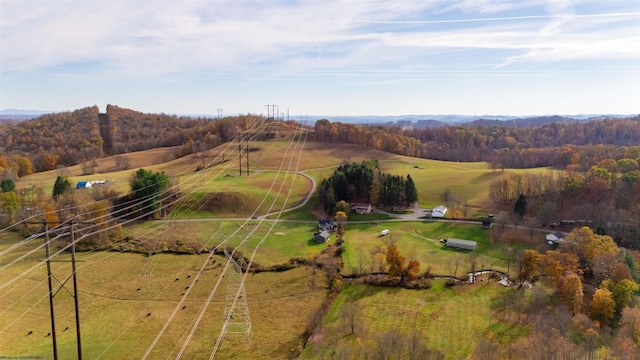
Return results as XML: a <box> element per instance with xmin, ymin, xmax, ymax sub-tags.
<box><xmin>223</xmin><ymin>249</ymin><xmax>252</xmax><ymax>336</ymax></box>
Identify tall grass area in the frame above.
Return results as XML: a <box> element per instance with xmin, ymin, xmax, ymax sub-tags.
<box><xmin>0</xmin><ymin>230</ymin><xmax>327</xmax><ymax>359</ymax></box>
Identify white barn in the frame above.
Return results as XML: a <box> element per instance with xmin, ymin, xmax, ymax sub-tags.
<box><xmin>432</xmin><ymin>205</ymin><xmax>448</xmax><ymax>218</ymax></box>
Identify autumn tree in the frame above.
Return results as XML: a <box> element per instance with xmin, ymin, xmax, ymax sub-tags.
<box><xmin>335</xmin><ymin>200</ymin><xmax>350</xmax><ymax>214</ymax></box>
<box><xmin>590</xmin><ymin>288</ymin><xmax>616</xmax><ymax>327</ymax></box>
<box><xmin>386</xmin><ymin>244</ymin><xmax>421</xmax><ymax>285</ymax></box>
<box><xmin>560</xmin><ymin>226</ymin><xmax>619</xmax><ymax>274</ymax></box>
<box><xmin>561</xmin><ymin>273</ymin><xmax>583</xmax><ymax>316</ymax></box>
<box><xmin>335</xmin><ymin>210</ymin><xmax>348</xmax><ymax>240</ymax></box>
<box><xmin>601</xmin><ymin>279</ymin><xmax>639</xmax><ymax>320</ymax></box>
<box><xmin>1</xmin><ymin>191</ymin><xmax>22</xmax><ymax>221</ymax></box>
<box><xmin>386</xmin><ymin>244</ymin><xmax>405</xmax><ymax>277</ymax></box>
<box><xmin>517</xmin><ymin>249</ymin><xmax>541</xmax><ymax>283</ymax></box>
<box><xmin>540</xmin><ymin>250</ymin><xmax>580</xmax><ymax>280</ymax></box>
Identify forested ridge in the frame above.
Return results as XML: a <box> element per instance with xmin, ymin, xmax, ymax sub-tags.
<box><xmin>0</xmin><ymin>105</ymin><xmax>262</xmax><ymax>174</ymax></box>
<box><xmin>314</xmin><ymin>116</ymin><xmax>640</xmax><ymax>169</ymax></box>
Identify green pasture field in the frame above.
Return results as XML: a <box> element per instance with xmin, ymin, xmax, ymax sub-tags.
<box><xmin>172</xmin><ymin>171</ymin><xmax>312</xmax><ymax>218</ymax></box>
<box><xmin>0</xmin><ymin>230</ymin><xmax>327</xmax><ymax>360</ymax></box>
<box><xmin>122</xmin><ymin>220</ymin><xmax>329</xmax><ymax>267</ymax></box>
<box><xmin>300</xmin><ymin>280</ymin><xmax>522</xmax><ymax>360</ymax></box>
<box><xmin>340</xmin><ymin>221</ymin><xmax>534</xmax><ymax>277</ymax></box>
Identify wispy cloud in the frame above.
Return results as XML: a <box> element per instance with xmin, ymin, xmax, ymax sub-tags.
<box><xmin>1</xmin><ymin>0</ymin><xmax>638</xmax><ymax>115</ymax></box>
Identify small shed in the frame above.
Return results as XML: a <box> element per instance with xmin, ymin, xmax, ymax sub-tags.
<box><xmin>313</xmin><ymin>230</ymin><xmax>330</xmax><ymax>243</ymax></box>
<box><xmin>76</xmin><ymin>181</ymin><xmax>92</xmax><ymax>189</ymax></box>
<box><xmin>432</xmin><ymin>205</ymin><xmax>447</xmax><ymax>218</ymax></box>
<box><xmin>546</xmin><ymin>232</ymin><xmax>565</xmax><ymax>245</ymax></box>
<box><xmin>444</xmin><ymin>238</ymin><xmax>477</xmax><ymax>251</ymax></box>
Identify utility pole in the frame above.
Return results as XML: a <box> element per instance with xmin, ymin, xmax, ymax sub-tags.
<box><xmin>245</xmin><ymin>136</ymin><xmax>249</xmax><ymax>175</ymax></box>
<box><xmin>70</xmin><ymin>220</ymin><xmax>82</xmax><ymax>360</ymax></box>
<box><xmin>43</xmin><ymin>220</ymin><xmax>58</xmax><ymax>360</ymax></box>
<box><xmin>217</xmin><ymin>109</ymin><xmax>223</xmax><ymax>118</ymax></box>
<box><xmin>238</xmin><ymin>133</ymin><xmax>242</xmax><ymax>176</ymax></box>
<box><xmin>263</xmin><ymin>104</ymin><xmax>278</xmax><ymax>121</ymax></box>
<box><xmin>40</xmin><ymin>219</ymin><xmax>83</xmax><ymax>360</ymax></box>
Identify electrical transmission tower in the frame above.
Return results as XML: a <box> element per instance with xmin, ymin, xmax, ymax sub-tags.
<box><xmin>222</xmin><ymin>249</ymin><xmax>252</xmax><ymax>336</ymax></box>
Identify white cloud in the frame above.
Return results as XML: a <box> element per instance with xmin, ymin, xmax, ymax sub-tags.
<box><xmin>1</xmin><ymin>0</ymin><xmax>638</xmax><ymax>114</ymax></box>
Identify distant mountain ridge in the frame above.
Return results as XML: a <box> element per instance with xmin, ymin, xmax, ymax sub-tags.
<box><xmin>304</xmin><ymin>113</ymin><xmax>635</xmax><ymax>127</ymax></box>
<box><xmin>3</xmin><ymin>109</ymin><xmax>634</xmax><ymax>125</ymax></box>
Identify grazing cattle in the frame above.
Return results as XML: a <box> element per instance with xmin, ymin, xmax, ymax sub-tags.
<box><xmin>175</xmin><ymin>278</ymin><xmax>179</xmax><ymax>281</ymax></box>
<box><xmin>64</xmin><ymin>327</ymin><xmax>69</xmax><ymax>331</ymax></box>
<box><xmin>27</xmin><ymin>331</ymin><xmax>33</xmax><ymax>335</ymax></box>
<box><xmin>146</xmin><ymin>313</ymin><xmax>151</xmax><ymax>317</ymax></box>
<box><xmin>46</xmin><ymin>332</ymin><xmax>51</xmax><ymax>337</ymax></box>
<box><xmin>182</xmin><ymin>306</ymin><xmax>186</xmax><ymax>309</ymax></box>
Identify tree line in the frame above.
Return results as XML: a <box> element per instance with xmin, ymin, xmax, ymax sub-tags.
<box><xmin>488</xmin><ymin>156</ymin><xmax>640</xmax><ymax>247</ymax></box>
<box><xmin>314</xmin><ymin>117</ymin><xmax>640</xmax><ymax>169</ymax></box>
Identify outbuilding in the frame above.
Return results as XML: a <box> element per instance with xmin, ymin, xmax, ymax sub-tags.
<box><xmin>444</xmin><ymin>238</ymin><xmax>477</xmax><ymax>251</ymax></box>
<box><xmin>76</xmin><ymin>181</ymin><xmax>92</xmax><ymax>189</ymax></box>
<box><xmin>313</xmin><ymin>230</ymin><xmax>330</xmax><ymax>243</ymax></box>
<box><xmin>432</xmin><ymin>205</ymin><xmax>447</xmax><ymax>218</ymax></box>
<box><xmin>546</xmin><ymin>232</ymin><xmax>565</xmax><ymax>245</ymax></box>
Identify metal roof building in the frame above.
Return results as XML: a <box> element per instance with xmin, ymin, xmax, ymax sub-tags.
<box><xmin>444</xmin><ymin>238</ymin><xmax>477</xmax><ymax>251</ymax></box>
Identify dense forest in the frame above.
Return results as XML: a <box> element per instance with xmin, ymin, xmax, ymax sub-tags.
<box><xmin>0</xmin><ymin>105</ymin><xmax>263</xmax><ymax>175</ymax></box>
<box><xmin>314</xmin><ymin>117</ymin><xmax>640</xmax><ymax>169</ymax></box>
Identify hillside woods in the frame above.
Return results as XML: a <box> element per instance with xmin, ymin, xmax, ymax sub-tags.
<box><xmin>0</xmin><ymin>105</ymin><xmax>639</xmax><ymax>176</ymax></box>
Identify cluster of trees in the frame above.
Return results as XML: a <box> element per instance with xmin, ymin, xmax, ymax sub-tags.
<box><xmin>518</xmin><ymin>227</ymin><xmax>638</xmax><ymax>328</ymax></box>
<box><xmin>0</xmin><ymin>105</ymin><xmax>265</xmax><ymax>177</ymax></box>
<box><xmin>0</xmin><ymin>167</ymin><xmax>172</xmax><ymax>249</ymax></box>
<box><xmin>314</xmin><ymin>117</ymin><xmax>640</xmax><ymax>169</ymax></box>
<box><xmin>318</xmin><ymin>160</ymin><xmax>418</xmax><ymax>215</ymax></box>
<box><xmin>489</xmin><ymin>158</ymin><xmax>640</xmax><ymax>246</ymax></box>
<box><xmin>470</xmin><ymin>227</ymin><xmax>640</xmax><ymax>359</ymax></box>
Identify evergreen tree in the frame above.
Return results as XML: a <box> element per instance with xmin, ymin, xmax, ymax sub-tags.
<box><xmin>52</xmin><ymin>176</ymin><xmax>73</xmax><ymax>199</ymax></box>
<box><xmin>405</xmin><ymin>174</ymin><xmax>418</xmax><ymax>206</ymax></box>
<box><xmin>514</xmin><ymin>193</ymin><xmax>527</xmax><ymax>218</ymax></box>
<box><xmin>0</xmin><ymin>179</ymin><xmax>15</xmax><ymax>193</ymax></box>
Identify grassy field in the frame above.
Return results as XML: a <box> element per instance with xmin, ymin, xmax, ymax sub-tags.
<box><xmin>300</xmin><ymin>280</ymin><xmax>522</xmax><ymax>360</ymax></box>
<box><xmin>0</xmin><ymin>230</ymin><xmax>327</xmax><ymax>359</ymax></box>
<box><xmin>339</xmin><ymin>221</ymin><xmax>540</xmax><ymax>278</ymax></box>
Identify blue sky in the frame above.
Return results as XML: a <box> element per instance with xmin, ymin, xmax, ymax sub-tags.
<box><xmin>1</xmin><ymin>0</ymin><xmax>639</xmax><ymax>117</ymax></box>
